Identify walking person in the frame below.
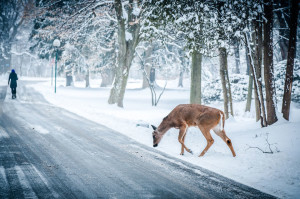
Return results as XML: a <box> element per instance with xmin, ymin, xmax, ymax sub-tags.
<box><xmin>8</xmin><ymin>69</ymin><xmax>18</xmax><ymax>99</ymax></box>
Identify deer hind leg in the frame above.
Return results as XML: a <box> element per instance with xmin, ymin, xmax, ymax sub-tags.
<box><xmin>213</xmin><ymin>127</ymin><xmax>236</xmax><ymax>157</ymax></box>
<box><xmin>178</xmin><ymin>126</ymin><xmax>192</xmax><ymax>155</ymax></box>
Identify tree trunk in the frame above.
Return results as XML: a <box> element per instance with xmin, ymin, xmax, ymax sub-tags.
<box><xmin>245</xmin><ymin>42</ymin><xmax>253</xmax><ymax>112</ymax></box>
<box><xmin>256</xmin><ymin>19</ymin><xmax>268</xmax><ymax>126</ymax></box>
<box><xmin>142</xmin><ymin>44</ymin><xmax>154</xmax><ymax>88</ymax></box>
<box><xmin>245</xmin><ymin>41</ymin><xmax>258</xmax><ymax>117</ymax></box>
<box><xmin>234</xmin><ymin>40</ymin><xmax>240</xmax><ymax>74</ymax></box>
<box><xmin>275</xmin><ymin>0</ymin><xmax>290</xmax><ymax>60</ymax></box>
<box><xmin>178</xmin><ymin>48</ymin><xmax>186</xmax><ymax>87</ymax></box>
<box><xmin>85</xmin><ymin>69</ymin><xmax>89</xmax><ymax>88</ymax></box>
<box><xmin>245</xmin><ymin>73</ymin><xmax>253</xmax><ymax>112</ymax></box>
<box><xmin>244</xmin><ymin>32</ymin><xmax>267</xmax><ymax>127</ymax></box>
<box><xmin>245</xmin><ymin>45</ymin><xmax>250</xmax><ymax>75</ymax></box>
<box><xmin>282</xmin><ymin>0</ymin><xmax>298</xmax><ymax>120</ymax></box>
<box><xmin>108</xmin><ymin>0</ymin><xmax>140</xmax><ymax>107</ymax></box>
<box><xmin>253</xmin><ymin>16</ymin><xmax>264</xmax><ymax>122</ymax></box>
<box><xmin>219</xmin><ymin>47</ymin><xmax>229</xmax><ymax>118</ymax></box>
<box><xmin>142</xmin><ymin>64</ymin><xmax>151</xmax><ymax>88</ymax></box>
<box><xmin>190</xmin><ymin>49</ymin><xmax>202</xmax><ymax>105</ymax></box>
<box><xmin>100</xmin><ymin>68</ymin><xmax>115</xmax><ymax>87</ymax></box>
<box><xmin>66</xmin><ymin>71</ymin><xmax>73</xmax><ymax>86</ymax></box>
<box><xmin>149</xmin><ymin>67</ymin><xmax>156</xmax><ymax>85</ymax></box>
<box><xmin>178</xmin><ymin>69</ymin><xmax>184</xmax><ymax>87</ymax></box>
<box><xmin>225</xmin><ymin>58</ymin><xmax>234</xmax><ymax>117</ymax></box>
<box><xmin>264</xmin><ymin>0</ymin><xmax>278</xmax><ymax>125</ymax></box>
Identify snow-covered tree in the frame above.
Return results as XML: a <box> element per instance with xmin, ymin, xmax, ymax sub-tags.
<box><xmin>30</xmin><ymin>0</ymin><xmax>116</xmax><ymax>87</ymax></box>
<box><xmin>0</xmin><ymin>0</ymin><xmax>34</xmax><ymax>73</ymax></box>
<box><xmin>108</xmin><ymin>0</ymin><xmax>143</xmax><ymax>107</ymax></box>
<box><xmin>282</xmin><ymin>0</ymin><xmax>299</xmax><ymax>120</ymax></box>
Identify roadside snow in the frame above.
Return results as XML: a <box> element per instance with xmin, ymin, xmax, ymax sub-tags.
<box><xmin>25</xmin><ymin>77</ymin><xmax>300</xmax><ymax>199</ymax></box>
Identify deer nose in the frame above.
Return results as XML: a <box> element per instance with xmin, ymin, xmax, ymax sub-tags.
<box><xmin>153</xmin><ymin>144</ymin><xmax>158</xmax><ymax>147</ymax></box>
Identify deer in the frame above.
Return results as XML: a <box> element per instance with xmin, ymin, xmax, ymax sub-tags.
<box><xmin>151</xmin><ymin>104</ymin><xmax>236</xmax><ymax>157</ymax></box>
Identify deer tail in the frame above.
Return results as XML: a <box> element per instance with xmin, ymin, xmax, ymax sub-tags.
<box><xmin>220</xmin><ymin>111</ymin><xmax>225</xmax><ymax>131</ymax></box>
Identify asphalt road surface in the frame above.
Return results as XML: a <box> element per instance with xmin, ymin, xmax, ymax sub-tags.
<box><xmin>0</xmin><ymin>81</ymin><xmax>276</xmax><ymax>199</ymax></box>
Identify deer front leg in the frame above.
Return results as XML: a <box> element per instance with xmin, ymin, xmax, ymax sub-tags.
<box><xmin>215</xmin><ymin>130</ymin><xmax>236</xmax><ymax>157</ymax></box>
<box><xmin>199</xmin><ymin>127</ymin><xmax>214</xmax><ymax>157</ymax></box>
<box><xmin>178</xmin><ymin>126</ymin><xmax>192</xmax><ymax>155</ymax></box>
<box><xmin>180</xmin><ymin>133</ymin><xmax>186</xmax><ymax>155</ymax></box>
<box><xmin>224</xmin><ymin>136</ymin><xmax>236</xmax><ymax>157</ymax></box>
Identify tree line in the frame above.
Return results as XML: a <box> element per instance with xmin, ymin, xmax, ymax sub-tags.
<box><xmin>0</xmin><ymin>0</ymin><xmax>299</xmax><ymax>126</ymax></box>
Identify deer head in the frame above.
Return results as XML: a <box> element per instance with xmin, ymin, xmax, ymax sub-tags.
<box><xmin>151</xmin><ymin>125</ymin><xmax>162</xmax><ymax>147</ymax></box>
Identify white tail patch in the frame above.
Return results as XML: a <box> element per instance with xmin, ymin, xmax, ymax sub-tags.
<box><xmin>212</xmin><ymin>113</ymin><xmax>223</xmax><ymax>133</ymax></box>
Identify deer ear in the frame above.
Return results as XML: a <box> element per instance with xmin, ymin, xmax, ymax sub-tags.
<box><xmin>151</xmin><ymin>125</ymin><xmax>157</xmax><ymax>130</ymax></box>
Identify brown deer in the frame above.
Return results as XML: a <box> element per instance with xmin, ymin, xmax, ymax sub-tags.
<box><xmin>151</xmin><ymin>104</ymin><xmax>236</xmax><ymax>157</ymax></box>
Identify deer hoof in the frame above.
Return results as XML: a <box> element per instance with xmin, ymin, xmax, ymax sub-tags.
<box><xmin>180</xmin><ymin>153</ymin><xmax>184</xmax><ymax>156</ymax></box>
<box><xmin>189</xmin><ymin>150</ymin><xmax>193</xmax><ymax>155</ymax></box>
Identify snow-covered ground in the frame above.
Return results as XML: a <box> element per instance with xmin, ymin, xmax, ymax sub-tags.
<box><xmin>15</xmin><ymin>77</ymin><xmax>300</xmax><ymax>198</ymax></box>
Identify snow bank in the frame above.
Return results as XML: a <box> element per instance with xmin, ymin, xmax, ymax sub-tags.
<box><xmin>27</xmin><ymin>77</ymin><xmax>300</xmax><ymax>198</ymax></box>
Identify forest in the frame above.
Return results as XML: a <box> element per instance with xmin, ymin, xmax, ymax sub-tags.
<box><xmin>0</xmin><ymin>0</ymin><xmax>299</xmax><ymax>125</ymax></box>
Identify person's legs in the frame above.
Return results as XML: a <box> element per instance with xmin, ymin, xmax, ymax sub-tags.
<box><xmin>11</xmin><ymin>87</ymin><xmax>16</xmax><ymax>98</ymax></box>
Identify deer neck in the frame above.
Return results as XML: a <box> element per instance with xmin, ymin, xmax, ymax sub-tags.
<box><xmin>157</xmin><ymin>121</ymin><xmax>172</xmax><ymax>135</ymax></box>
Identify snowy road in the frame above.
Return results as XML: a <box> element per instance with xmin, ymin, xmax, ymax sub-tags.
<box><xmin>0</xmin><ymin>82</ymin><xmax>275</xmax><ymax>199</ymax></box>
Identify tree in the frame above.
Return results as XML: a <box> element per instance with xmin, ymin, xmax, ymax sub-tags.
<box><xmin>244</xmin><ymin>32</ymin><xmax>267</xmax><ymax>127</ymax></box>
<box><xmin>0</xmin><ymin>0</ymin><xmax>33</xmax><ymax>73</ymax></box>
<box><xmin>233</xmin><ymin>0</ymin><xmax>267</xmax><ymax>126</ymax></box>
<box><xmin>264</xmin><ymin>0</ymin><xmax>278</xmax><ymax>125</ymax></box>
<box><xmin>219</xmin><ymin>48</ymin><xmax>230</xmax><ymax>117</ymax></box>
<box><xmin>143</xmin><ymin>1</ymin><xmax>212</xmax><ymax>105</ymax></box>
<box><xmin>216</xmin><ymin>1</ymin><xmax>235</xmax><ymax>118</ymax></box>
<box><xmin>141</xmin><ymin>43</ymin><xmax>154</xmax><ymax>89</ymax></box>
<box><xmin>190</xmin><ymin>50</ymin><xmax>202</xmax><ymax>104</ymax></box>
<box><xmin>245</xmin><ymin>44</ymin><xmax>254</xmax><ymax>112</ymax></box>
<box><xmin>234</xmin><ymin>40</ymin><xmax>241</xmax><ymax>74</ymax></box>
<box><xmin>30</xmin><ymin>0</ymin><xmax>116</xmax><ymax>87</ymax></box>
<box><xmin>274</xmin><ymin>0</ymin><xmax>290</xmax><ymax>61</ymax></box>
<box><xmin>282</xmin><ymin>0</ymin><xmax>299</xmax><ymax>120</ymax></box>
<box><xmin>177</xmin><ymin>47</ymin><xmax>189</xmax><ymax>88</ymax></box>
<box><xmin>252</xmin><ymin>9</ymin><xmax>267</xmax><ymax>124</ymax></box>
<box><xmin>144</xmin><ymin>1</ymin><xmax>236</xmax><ymax>106</ymax></box>
<box><xmin>108</xmin><ymin>0</ymin><xmax>142</xmax><ymax>107</ymax></box>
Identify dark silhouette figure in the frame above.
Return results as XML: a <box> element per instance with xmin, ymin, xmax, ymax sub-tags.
<box><xmin>8</xmin><ymin>69</ymin><xmax>18</xmax><ymax>99</ymax></box>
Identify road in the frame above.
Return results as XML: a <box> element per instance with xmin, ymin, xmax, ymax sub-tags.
<box><xmin>0</xmin><ymin>81</ymin><xmax>275</xmax><ymax>199</ymax></box>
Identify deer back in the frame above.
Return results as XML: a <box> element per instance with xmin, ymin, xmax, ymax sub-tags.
<box><xmin>162</xmin><ymin>104</ymin><xmax>222</xmax><ymax>130</ymax></box>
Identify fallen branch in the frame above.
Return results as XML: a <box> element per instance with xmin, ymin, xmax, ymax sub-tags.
<box><xmin>246</xmin><ymin>133</ymin><xmax>280</xmax><ymax>154</ymax></box>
